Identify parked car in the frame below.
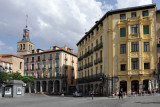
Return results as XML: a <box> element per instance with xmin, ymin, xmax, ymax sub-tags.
<box><xmin>73</xmin><ymin>91</ymin><xmax>83</xmax><ymax>97</ymax></box>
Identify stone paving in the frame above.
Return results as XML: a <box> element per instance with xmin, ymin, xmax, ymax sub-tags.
<box><xmin>0</xmin><ymin>94</ymin><xmax>160</xmax><ymax>107</ymax></box>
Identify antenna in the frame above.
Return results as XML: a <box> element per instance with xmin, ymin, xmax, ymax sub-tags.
<box><xmin>26</xmin><ymin>14</ymin><xmax>28</xmax><ymax>28</ymax></box>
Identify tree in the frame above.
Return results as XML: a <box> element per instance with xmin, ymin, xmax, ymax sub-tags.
<box><xmin>0</xmin><ymin>71</ymin><xmax>12</xmax><ymax>84</ymax></box>
<box><xmin>11</xmin><ymin>72</ymin><xmax>22</xmax><ymax>80</ymax></box>
<box><xmin>19</xmin><ymin>76</ymin><xmax>34</xmax><ymax>93</ymax></box>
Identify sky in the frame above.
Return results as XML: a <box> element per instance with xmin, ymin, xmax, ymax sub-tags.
<box><xmin>0</xmin><ymin>0</ymin><xmax>159</xmax><ymax>54</ymax></box>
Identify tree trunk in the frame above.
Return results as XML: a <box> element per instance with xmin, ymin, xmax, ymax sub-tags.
<box><xmin>29</xmin><ymin>82</ymin><xmax>31</xmax><ymax>93</ymax></box>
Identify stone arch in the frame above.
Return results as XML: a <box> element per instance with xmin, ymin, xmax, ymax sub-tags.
<box><xmin>48</xmin><ymin>80</ymin><xmax>53</xmax><ymax>93</ymax></box>
<box><xmin>120</xmin><ymin>81</ymin><xmax>127</xmax><ymax>93</ymax></box>
<box><xmin>42</xmin><ymin>81</ymin><xmax>46</xmax><ymax>92</ymax></box>
<box><xmin>36</xmin><ymin>81</ymin><xmax>40</xmax><ymax>92</ymax></box>
<box><xmin>131</xmin><ymin>80</ymin><xmax>139</xmax><ymax>93</ymax></box>
<box><xmin>54</xmin><ymin>80</ymin><xmax>60</xmax><ymax>93</ymax></box>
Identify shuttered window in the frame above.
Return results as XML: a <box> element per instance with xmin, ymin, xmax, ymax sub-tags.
<box><xmin>143</xmin><ymin>25</ymin><xmax>149</xmax><ymax>34</ymax></box>
<box><xmin>120</xmin><ymin>28</ymin><xmax>126</xmax><ymax>37</ymax></box>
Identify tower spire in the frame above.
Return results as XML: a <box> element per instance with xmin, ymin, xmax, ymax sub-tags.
<box><xmin>26</xmin><ymin>14</ymin><xmax>28</xmax><ymax>28</ymax></box>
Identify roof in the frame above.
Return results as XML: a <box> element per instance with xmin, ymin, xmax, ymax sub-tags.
<box><xmin>77</xmin><ymin>4</ymin><xmax>156</xmax><ymax>46</ymax></box>
<box><xmin>0</xmin><ymin>57</ymin><xmax>12</xmax><ymax>63</ymax></box>
<box><xmin>8</xmin><ymin>80</ymin><xmax>25</xmax><ymax>85</ymax></box>
<box><xmin>0</xmin><ymin>54</ymin><xmax>23</xmax><ymax>59</ymax></box>
<box><xmin>23</xmin><ymin>48</ymin><xmax>77</xmax><ymax>57</ymax></box>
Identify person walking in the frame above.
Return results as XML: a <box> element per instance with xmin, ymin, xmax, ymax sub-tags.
<box><xmin>91</xmin><ymin>90</ymin><xmax>94</xmax><ymax>100</ymax></box>
<box><xmin>118</xmin><ymin>88</ymin><xmax>123</xmax><ymax>99</ymax></box>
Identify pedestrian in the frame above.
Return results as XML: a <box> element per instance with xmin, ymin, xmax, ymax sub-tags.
<box><xmin>118</xmin><ymin>88</ymin><xmax>123</xmax><ymax>99</ymax></box>
<box><xmin>61</xmin><ymin>90</ymin><xmax>64</xmax><ymax>97</ymax></box>
<box><xmin>91</xmin><ymin>90</ymin><xmax>94</xmax><ymax>100</ymax></box>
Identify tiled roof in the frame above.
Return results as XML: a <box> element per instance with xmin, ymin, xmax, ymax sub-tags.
<box><xmin>0</xmin><ymin>54</ymin><xmax>23</xmax><ymax>59</ymax></box>
<box><xmin>0</xmin><ymin>57</ymin><xmax>12</xmax><ymax>63</ymax></box>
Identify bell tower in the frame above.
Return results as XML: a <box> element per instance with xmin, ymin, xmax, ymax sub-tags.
<box><xmin>17</xmin><ymin>15</ymin><xmax>34</xmax><ymax>56</ymax></box>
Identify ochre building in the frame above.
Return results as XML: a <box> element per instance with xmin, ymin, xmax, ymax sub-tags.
<box><xmin>77</xmin><ymin>4</ymin><xmax>158</xmax><ymax>96</ymax></box>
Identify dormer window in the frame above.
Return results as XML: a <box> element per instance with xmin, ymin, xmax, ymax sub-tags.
<box><xmin>120</xmin><ymin>14</ymin><xmax>126</xmax><ymax>20</ymax></box>
<box><xmin>142</xmin><ymin>10</ymin><xmax>148</xmax><ymax>16</ymax></box>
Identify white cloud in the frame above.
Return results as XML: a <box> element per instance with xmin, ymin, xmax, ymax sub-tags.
<box><xmin>0</xmin><ymin>40</ymin><xmax>5</xmax><ymax>46</ymax></box>
<box><xmin>0</xmin><ymin>0</ymin><xmax>111</xmax><ymax>52</ymax></box>
<box><xmin>115</xmin><ymin>0</ymin><xmax>152</xmax><ymax>9</ymax></box>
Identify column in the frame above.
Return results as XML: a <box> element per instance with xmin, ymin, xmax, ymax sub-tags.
<box><xmin>46</xmin><ymin>80</ymin><xmax>48</xmax><ymax>93</ymax></box>
<box><xmin>53</xmin><ymin>80</ymin><xmax>55</xmax><ymax>93</ymax></box>
<box><xmin>59</xmin><ymin>80</ymin><xmax>62</xmax><ymax>92</ymax></box>
<box><xmin>34</xmin><ymin>81</ymin><xmax>37</xmax><ymax>93</ymax></box>
<box><xmin>40</xmin><ymin>81</ymin><xmax>42</xmax><ymax>93</ymax></box>
<box><xmin>127</xmin><ymin>78</ymin><xmax>131</xmax><ymax>94</ymax></box>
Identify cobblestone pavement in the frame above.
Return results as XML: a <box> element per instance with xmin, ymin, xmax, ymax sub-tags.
<box><xmin>0</xmin><ymin>94</ymin><xmax>159</xmax><ymax>107</ymax></box>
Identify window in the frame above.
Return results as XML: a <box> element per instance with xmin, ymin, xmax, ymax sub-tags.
<box><xmin>31</xmin><ymin>57</ymin><xmax>34</xmax><ymax>62</ymax></box>
<box><xmin>96</xmin><ymin>39</ymin><xmax>98</xmax><ymax>46</ymax></box>
<box><xmin>120</xmin><ymin>44</ymin><xmax>126</xmax><ymax>54</ymax></box>
<box><xmin>144</xmin><ymin>63</ymin><xmax>150</xmax><ymax>69</ymax></box>
<box><xmin>120</xmin><ymin>14</ymin><xmax>126</xmax><ymax>19</ymax></box>
<box><xmin>20</xmin><ymin>44</ymin><xmax>22</xmax><ymax>50</ymax></box>
<box><xmin>27</xmin><ymin>58</ymin><xmax>29</xmax><ymax>62</ymax></box>
<box><xmin>56</xmin><ymin>60</ymin><xmax>59</xmax><ymax>67</ymax></box>
<box><xmin>131</xmin><ymin>25</ymin><xmax>139</xmax><ymax>34</ymax></box>
<box><xmin>49</xmin><ymin>53</ymin><xmax>52</xmax><ymax>59</ymax></box>
<box><xmin>143</xmin><ymin>25</ymin><xmax>149</xmax><ymax>34</ymax></box>
<box><xmin>121</xmin><ymin>64</ymin><xmax>126</xmax><ymax>71</ymax></box>
<box><xmin>142</xmin><ymin>10</ymin><xmax>148</xmax><ymax>16</ymax></box>
<box><xmin>120</xmin><ymin>28</ymin><xmax>126</xmax><ymax>37</ymax></box>
<box><xmin>131</xmin><ymin>58</ymin><xmax>139</xmax><ymax>70</ymax></box>
<box><xmin>37</xmin><ymin>56</ymin><xmax>40</xmax><ymax>61</ymax></box>
<box><xmin>31</xmin><ymin>64</ymin><xmax>34</xmax><ymax>70</ymax></box>
<box><xmin>100</xmin><ymin>36</ymin><xmax>102</xmax><ymax>43</ymax></box>
<box><xmin>43</xmin><ymin>54</ymin><xmax>46</xmax><ymax>60</ymax></box>
<box><xmin>23</xmin><ymin>44</ymin><xmax>25</xmax><ymax>50</ymax></box>
<box><xmin>20</xmin><ymin>62</ymin><xmax>22</xmax><ymax>69</ymax></box>
<box><xmin>144</xmin><ymin>42</ymin><xmax>149</xmax><ymax>52</ymax></box>
<box><xmin>37</xmin><ymin>63</ymin><xmax>40</xmax><ymax>69</ymax></box>
<box><xmin>56</xmin><ymin>53</ymin><xmax>59</xmax><ymax>59</ymax></box>
<box><xmin>131</xmin><ymin>12</ymin><xmax>136</xmax><ymax>17</ymax></box>
<box><xmin>131</xmin><ymin>42</ymin><xmax>139</xmax><ymax>52</ymax></box>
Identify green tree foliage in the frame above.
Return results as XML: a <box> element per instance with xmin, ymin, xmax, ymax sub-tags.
<box><xmin>0</xmin><ymin>71</ymin><xmax>12</xmax><ymax>84</ymax></box>
<box><xmin>11</xmin><ymin>72</ymin><xmax>22</xmax><ymax>80</ymax></box>
<box><xmin>19</xmin><ymin>76</ymin><xmax>34</xmax><ymax>83</ymax></box>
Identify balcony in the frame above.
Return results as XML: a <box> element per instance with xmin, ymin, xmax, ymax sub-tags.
<box><xmin>48</xmin><ymin>57</ymin><xmax>52</xmax><ymax>60</ymax></box>
<box><xmin>94</xmin><ymin>59</ymin><xmax>98</xmax><ymax>65</ymax></box>
<box><xmin>89</xmin><ymin>62</ymin><xmax>93</xmax><ymax>67</ymax></box>
<box><xmin>55</xmin><ymin>56</ymin><xmax>59</xmax><ymax>60</ymax></box>
<box><xmin>37</xmin><ymin>59</ymin><xmax>40</xmax><ymax>62</ymax></box>
<box><xmin>62</xmin><ymin>74</ymin><xmax>68</xmax><ymax>78</ymax></box>
<box><xmin>88</xmin><ymin>48</ymin><xmax>94</xmax><ymax>55</ymax></box>
<box><xmin>31</xmin><ymin>68</ymin><xmax>34</xmax><ymax>71</ymax></box>
<box><xmin>42</xmin><ymin>59</ymin><xmax>46</xmax><ymax>61</ymax></box>
<box><xmin>78</xmin><ymin>55</ymin><xmax>84</xmax><ymax>61</ymax></box>
<box><xmin>98</xmin><ymin>57</ymin><xmax>102</xmax><ymax>63</ymax></box>
<box><xmin>77</xmin><ymin>73</ymin><xmax>103</xmax><ymax>84</ymax></box>
<box><xmin>65</xmin><ymin>57</ymin><xmax>68</xmax><ymax>61</ymax></box>
<box><xmin>48</xmin><ymin>66</ymin><xmax>52</xmax><ymax>69</ymax></box>
<box><xmin>64</xmin><ymin>65</ymin><xmax>68</xmax><ymax>69</ymax></box>
<box><xmin>9</xmin><ymin>67</ymin><xmax>12</xmax><ymax>70</ymax></box>
<box><xmin>42</xmin><ymin>67</ymin><xmax>46</xmax><ymax>70</ymax></box>
<box><xmin>94</xmin><ymin>42</ymin><xmax>103</xmax><ymax>51</ymax></box>
<box><xmin>36</xmin><ymin>68</ymin><xmax>41</xmax><ymax>70</ymax></box>
<box><xmin>31</xmin><ymin>60</ymin><xmax>34</xmax><ymax>63</ymax></box>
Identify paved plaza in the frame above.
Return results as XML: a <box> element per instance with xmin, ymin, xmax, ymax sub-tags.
<box><xmin>0</xmin><ymin>94</ymin><xmax>160</xmax><ymax>107</ymax></box>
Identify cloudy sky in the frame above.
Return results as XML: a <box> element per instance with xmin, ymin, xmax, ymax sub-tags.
<box><xmin>0</xmin><ymin>0</ymin><xmax>159</xmax><ymax>54</ymax></box>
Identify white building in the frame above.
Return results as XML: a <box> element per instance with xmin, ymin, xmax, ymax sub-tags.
<box><xmin>0</xmin><ymin>57</ymin><xmax>12</xmax><ymax>73</ymax></box>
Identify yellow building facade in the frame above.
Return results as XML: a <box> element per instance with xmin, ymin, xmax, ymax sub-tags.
<box><xmin>77</xmin><ymin>4</ymin><xmax>158</xmax><ymax>96</ymax></box>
